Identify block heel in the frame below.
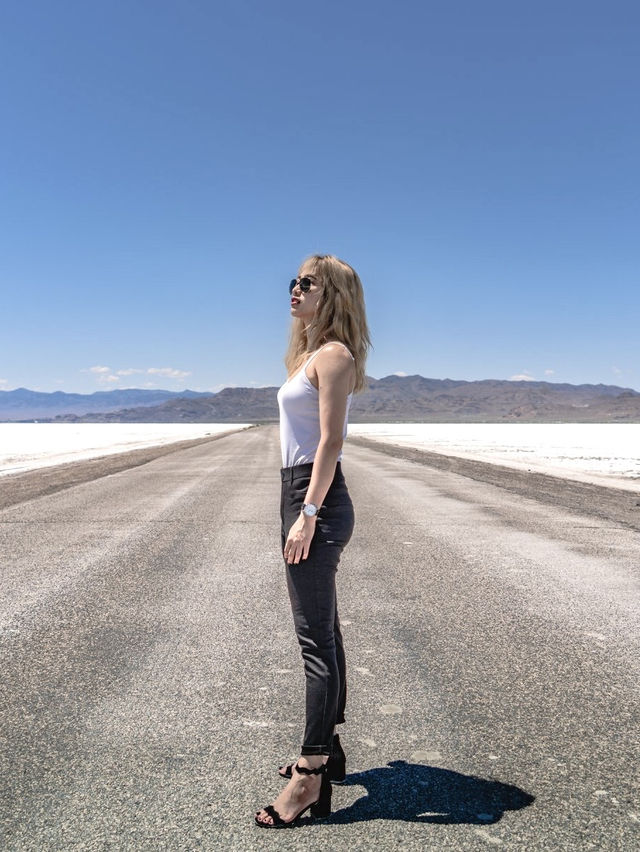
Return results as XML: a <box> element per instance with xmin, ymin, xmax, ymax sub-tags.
<box><xmin>309</xmin><ymin>770</ymin><xmax>332</xmax><ymax>818</ymax></box>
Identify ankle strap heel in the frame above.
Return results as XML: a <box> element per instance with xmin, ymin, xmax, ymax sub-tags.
<box><xmin>255</xmin><ymin>761</ymin><xmax>331</xmax><ymax>827</ymax></box>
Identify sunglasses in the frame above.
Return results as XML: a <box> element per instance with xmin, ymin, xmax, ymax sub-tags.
<box><xmin>289</xmin><ymin>276</ymin><xmax>317</xmax><ymax>295</ymax></box>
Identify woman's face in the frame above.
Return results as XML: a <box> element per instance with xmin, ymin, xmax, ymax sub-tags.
<box><xmin>290</xmin><ymin>263</ymin><xmax>324</xmax><ymax>322</ymax></box>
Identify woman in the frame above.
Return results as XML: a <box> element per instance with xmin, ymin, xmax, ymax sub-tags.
<box><xmin>254</xmin><ymin>254</ymin><xmax>372</xmax><ymax>828</ymax></box>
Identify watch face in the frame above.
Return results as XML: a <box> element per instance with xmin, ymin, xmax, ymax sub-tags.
<box><xmin>303</xmin><ymin>503</ymin><xmax>318</xmax><ymax>516</ymax></box>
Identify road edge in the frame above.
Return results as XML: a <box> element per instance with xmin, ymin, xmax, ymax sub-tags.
<box><xmin>346</xmin><ymin>435</ymin><xmax>640</xmax><ymax>532</ymax></box>
<box><xmin>0</xmin><ymin>426</ymin><xmax>259</xmax><ymax>511</ymax></box>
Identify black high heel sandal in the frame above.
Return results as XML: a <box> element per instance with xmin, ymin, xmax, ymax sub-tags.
<box><xmin>278</xmin><ymin>733</ymin><xmax>346</xmax><ymax>783</ymax></box>
<box><xmin>255</xmin><ymin>762</ymin><xmax>332</xmax><ymax>828</ymax></box>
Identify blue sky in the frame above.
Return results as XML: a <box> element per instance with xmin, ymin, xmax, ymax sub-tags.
<box><xmin>1</xmin><ymin>0</ymin><xmax>638</xmax><ymax>394</ymax></box>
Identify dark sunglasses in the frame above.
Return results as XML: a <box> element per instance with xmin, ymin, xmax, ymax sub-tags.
<box><xmin>289</xmin><ymin>276</ymin><xmax>317</xmax><ymax>295</ymax></box>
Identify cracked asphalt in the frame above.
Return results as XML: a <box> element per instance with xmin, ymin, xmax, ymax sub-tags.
<box><xmin>1</xmin><ymin>424</ymin><xmax>639</xmax><ymax>851</ymax></box>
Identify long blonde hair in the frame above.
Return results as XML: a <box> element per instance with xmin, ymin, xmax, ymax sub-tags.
<box><xmin>285</xmin><ymin>254</ymin><xmax>372</xmax><ymax>394</ymax></box>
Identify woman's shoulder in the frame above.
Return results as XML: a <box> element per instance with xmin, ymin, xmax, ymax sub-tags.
<box><xmin>309</xmin><ymin>341</ymin><xmax>356</xmax><ymax>393</ymax></box>
<box><xmin>318</xmin><ymin>340</ymin><xmax>355</xmax><ymax>360</ymax></box>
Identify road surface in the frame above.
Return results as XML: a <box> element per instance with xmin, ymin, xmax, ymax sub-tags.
<box><xmin>1</xmin><ymin>424</ymin><xmax>639</xmax><ymax>850</ymax></box>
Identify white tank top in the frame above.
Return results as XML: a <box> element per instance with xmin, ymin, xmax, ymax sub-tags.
<box><xmin>277</xmin><ymin>341</ymin><xmax>355</xmax><ymax>468</ymax></box>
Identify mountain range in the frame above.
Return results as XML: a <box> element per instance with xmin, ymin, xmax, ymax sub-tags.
<box><xmin>2</xmin><ymin>376</ymin><xmax>640</xmax><ymax>423</ymax></box>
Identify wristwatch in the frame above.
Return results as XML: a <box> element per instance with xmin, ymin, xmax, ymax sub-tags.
<box><xmin>302</xmin><ymin>502</ymin><xmax>319</xmax><ymax>517</ymax></box>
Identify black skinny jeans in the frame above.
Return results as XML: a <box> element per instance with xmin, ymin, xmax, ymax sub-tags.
<box><xmin>280</xmin><ymin>460</ymin><xmax>355</xmax><ymax>756</ymax></box>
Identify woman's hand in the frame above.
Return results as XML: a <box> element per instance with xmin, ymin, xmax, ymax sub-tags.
<box><xmin>284</xmin><ymin>512</ymin><xmax>317</xmax><ymax>565</ymax></box>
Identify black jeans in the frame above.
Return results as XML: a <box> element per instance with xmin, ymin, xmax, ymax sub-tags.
<box><xmin>280</xmin><ymin>460</ymin><xmax>355</xmax><ymax>756</ymax></box>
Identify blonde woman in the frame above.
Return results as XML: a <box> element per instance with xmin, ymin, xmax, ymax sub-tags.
<box><xmin>254</xmin><ymin>254</ymin><xmax>372</xmax><ymax>828</ymax></box>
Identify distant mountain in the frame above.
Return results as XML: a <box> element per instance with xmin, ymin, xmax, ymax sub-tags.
<box><xmin>0</xmin><ymin>387</ymin><xmax>213</xmax><ymax>421</ymax></box>
<box><xmin>7</xmin><ymin>375</ymin><xmax>640</xmax><ymax>423</ymax></box>
<box><xmin>345</xmin><ymin>375</ymin><xmax>640</xmax><ymax>422</ymax></box>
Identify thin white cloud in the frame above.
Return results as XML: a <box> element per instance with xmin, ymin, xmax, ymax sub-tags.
<box><xmin>0</xmin><ymin>378</ymin><xmax>8</xmax><ymax>386</ymax></box>
<box><xmin>80</xmin><ymin>366</ymin><xmax>121</xmax><ymax>384</ymax></box>
<box><xmin>611</xmin><ymin>366</ymin><xmax>622</xmax><ymax>374</ymax></box>
<box><xmin>544</xmin><ymin>369</ymin><xmax>555</xmax><ymax>376</ymax></box>
<box><xmin>147</xmin><ymin>367</ymin><xmax>191</xmax><ymax>379</ymax></box>
<box><xmin>81</xmin><ymin>365</ymin><xmax>191</xmax><ymax>384</ymax></box>
<box><xmin>393</xmin><ymin>371</ymin><xmax>408</xmax><ymax>377</ymax></box>
<box><xmin>509</xmin><ymin>373</ymin><xmax>536</xmax><ymax>381</ymax></box>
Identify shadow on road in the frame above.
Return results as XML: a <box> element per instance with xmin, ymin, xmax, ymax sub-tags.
<box><xmin>329</xmin><ymin>760</ymin><xmax>534</xmax><ymax>825</ymax></box>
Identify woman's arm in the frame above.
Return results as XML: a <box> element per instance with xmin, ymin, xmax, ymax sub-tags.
<box><xmin>283</xmin><ymin>344</ymin><xmax>355</xmax><ymax>565</ymax></box>
<box><xmin>302</xmin><ymin>345</ymin><xmax>354</xmax><ymax>509</ymax></box>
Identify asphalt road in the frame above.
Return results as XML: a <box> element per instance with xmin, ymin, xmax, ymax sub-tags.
<box><xmin>1</xmin><ymin>424</ymin><xmax>639</xmax><ymax>851</ymax></box>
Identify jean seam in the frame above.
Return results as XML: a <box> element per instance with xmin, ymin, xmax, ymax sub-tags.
<box><xmin>314</xmin><ymin>559</ymin><xmax>330</xmax><ymax>753</ymax></box>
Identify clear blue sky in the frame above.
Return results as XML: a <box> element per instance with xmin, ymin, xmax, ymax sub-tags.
<box><xmin>1</xmin><ymin>0</ymin><xmax>638</xmax><ymax>394</ymax></box>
